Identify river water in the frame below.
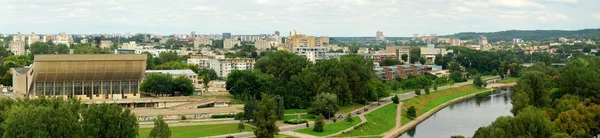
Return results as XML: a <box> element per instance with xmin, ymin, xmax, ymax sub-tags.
<box><xmin>399</xmin><ymin>88</ymin><xmax>513</xmax><ymax>138</ymax></box>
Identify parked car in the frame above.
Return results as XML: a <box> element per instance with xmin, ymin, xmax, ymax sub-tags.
<box><xmin>356</xmin><ymin>111</ymin><xmax>361</xmax><ymax>115</ymax></box>
<box><xmin>226</xmin><ymin>135</ymin><xmax>234</xmax><ymax>138</ymax></box>
<box><xmin>377</xmin><ymin>102</ymin><xmax>381</xmax><ymax>106</ymax></box>
<box><xmin>338</xmin><ymin>115</ymin><xmax>344</xmax><ymax>119</ymax></box>
<box><xmin>364</xmin><ymin>108</ymin><xmax>369</xmax><ymax>112</ymax></box>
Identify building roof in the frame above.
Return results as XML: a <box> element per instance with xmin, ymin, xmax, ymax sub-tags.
<box><xmin>146</xmin><ymin>70</ymin><xmax>196</xmax><ymax>76</ymax></box>
<box><xmin>12</xmin><ymin>67</ymin><xmax>30</xmax><ymax>75</ymax></box>
<box><xmin>34</xmin><ymin>54</ymin><xmax>146</xmax><ymax>62</ymax></box>
<box><xmin>31</xmin><ymin>54</ymin><xmax>147</xmax><ymax>81</ymax></box>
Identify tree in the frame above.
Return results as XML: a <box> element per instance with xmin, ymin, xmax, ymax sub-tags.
<box><xmin>424</xmin><ymin>87</ymin><xmax>430</xmax><ymax>94</ymax></box>
<box><xmin>275</xmin><ymin>95</ymin><xmax>285</xmax><ymax>120</ymax></box>
<box><xmin>29</xmin><ymin>42</ymin><xmax>50</xmax><ymax>54</ymax></box>
<box><xmin>173</xmin><ymin>76</ymin><xmax>195</xmax><ymax>96</ymax></box>
<box><xmin>56</xmin><ymin>43</ymin><xmax>70</xmax><ymax>54</ymax></box>
<box><xmin>433</xmin><ymin>83</ymin><xmax>438</xmax><ymax>91</ymax></box>
<box><xmin>309</xmin><ymin>93</ymin><xmax>339</xmax><ymax>119</ymax></box>
<box><xmin>243</xmin><ymin>96</ymin><xmax>257</xmax><ymax>121</ymax></box>
<box><xmin>149</xmin><ymin>116</ymin><xmax>171</xmax><ymax>138</ymax></box>
<box><xmin>157</xmin><ymin>51</ymin><xmax>180</xmax><ymax>63</ymax></box>
<box><xmin>511</xmin><ymin>71</ymin><xmax>552</xmax><ymax>115</ymax></box>
<box><xmin>141</xmin><ymin>73</ymin><xmax>174</xmax><ymax>96</ymax></box>
<box><xmin>153</xmin><ymin>61</ymin><xmax>189</xmax><ymax>70</ymax></box>
<box><xmin>451</xmin><ymin>136</ymin><xmax>465</xmax><ymax>138</ymax></box>
<box><xmin>380</xmin><ymin>58</ymin><xmax>402</xmax><ymax>66</ymax></box>
<box><xmin>557</xmin><ymin>59</ymin><xmax>600</xmax><ymax>103</ymax></box>
<box><xmin>237</xmin><ymin>121</ymin><xmax>245</xmax><ymax>132</ymax></box>
<box><xmin>253</xmin><ymin>94</ymin><xmax>280</xmax><ymax>138</ymax></box>
<box><xmin>407</xmin><ymin>106</ymin><xmax>417</xmax><ymax>118</ymax></box>
<box><xmin>198</xmin><ymin>68</ymin><xmax>219</xmax><ymax>80</ymax></box>
<box><xmin>81</xmin><ymin>103</ymin><xmax>139</xmax><ymax>138</ymax></box>
<box><xmin>473</xmin><ymin>75</ymin><xmax>486</xmax><ymax>88</ymax></box>
<box><xmin>345</xmin><ymin>113</ymin><xmax>353</xmax><ymax>122</ymax></box>
<box><xmin>202</xmin><ymin>74</ymin><xmax>210</xmax><ymax>95</ymax></box>
<box><xmin>473</xmin><ymin>107</ymin><xmax>555</xmax><ymax>138</ymax></box>
<box><xmin>392</xmin><ymin>95</ymin><xmax>400</xmax><ymax>104</ymax></box>
<box><xmin>415</xmin><ymin>89</ymin><xmax>421</xmax><ymax>96</ymax></box>
<box><xmin>313</xmin><ymin>114</ymin><xmax>325</xmax><ymax>132</ymax></box>
<box><xmin>1</xmin><ymin>72</ymin><xmax>12</xmax><ymax>86</ymax></box>
<box><xmin>145</xmin><ymin>52</ymin><xmax>155</xmax><ymax>69</ymax></box>
<box><xmin>401</xmin><ymin>54</ymin><xmax>409</xmax><ymax>62</ymax></box>
<box><xmin>419</xmin><ymin>57</ymin><xmax>427</xmax><ymax>65</ymax></box>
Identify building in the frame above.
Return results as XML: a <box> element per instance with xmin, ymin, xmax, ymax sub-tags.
<box><xmin>385</xmin><ymin>46</ymin><xmax>411</xmax><ymax>63</ymax></box>
<box><xmin>10</xmin><ymin>40</ymin><xmax>26</xmax><ymax>55</ymax></box>
<box><xmin>194</xmin><ymin>37</ymin><xmax>213</xmax><ymax>48</ymax></box>
<box><xmin>122</xmin><ymin>41</ymin><xmax>138</xmax><ymax>49</ymax></box>
<box><xmin>145</xmin><ymin>70</ymin><xmax>198</xmax><ymax>87</ymax></box>
<box><xmin>376</xmin><ymin>31</ymin><xmax>385</xmax><ymax>41</ymax></box>
<box><xmin>374</xmin><ymin>64</ymin><xmax>440</xmax><ymax>81</ymax></box>
<box><xmin>294</xmin><ymin>47</ymin><xmax>327</xmax><ymax>63</ymax></box>
<box><xmin>54</xmin><ymin>33</ymin><xmax>73</xmax><ymax>47</ymax></box>
<box><xmin>320</xmin><ymin>36</ymin><xmax>330</xmax><ymax>44</ymax></box>
<box><xmin>223</xmin><ymin>39</ymin><xmax>241</xmax><ymax>50</ymax></box>
<box><xmin>289</xmin><ymin>30</ymin><xmax>299</xmax><ymax>37</ymax></box>
<box><xmin>450</xmin><ymin>38</ymin><xmax>461</xmax><ymax>46</ymax></box>
<box><xmin>363</xmin><ymin>53</ymin><xmax>397</xmax><ymax>63</ymax></box>
<box><xmin>222</xmin><ymin>33</ymin><xmax>232</xmax><ymax>39</ymax></box>
<box><xmin>421</xmin><ymin>47</ymin><xmax>452</xmax><ymax>63</ymax></box>
<box><xmin>208</xmin><ymin>58</ymin><xmax>255</xmax><ymax>78</ymax></box>
<box><xmin>512</xmin><ymin>38</ymin><xmax>523</xmax><ymax>45</ymax></box>
<box><xmin>100</xmin><ymin>40</ymin><xmax>113</xmax><ymax>49</ymax></box>
<box><xmin>11</xmin><ymin>54</ymin><xmax>147</xmax><ymax>99</ymax></box>
<box><xmin>43</xmin><ymin>34</ymin><xmax>55</xmax><ymax>43</ymax></box>
<box><xmin>12</xmin><ymin>32</ymin><xmax>26</xmax><ymax>42</ymax></box>
<box><xmin>80</xmin><ymin>39</ymin><xmax>88</xmax><ymax>44</ymax></box>
<box><xmin>254</xmin><ymin>40</ymin><xmax>272</xmax><ymax>50</ymax></box>
<box><xmin>27</xmin><ymin>33</ymin><xmax>41</xmax><ymax>45</ymax></box>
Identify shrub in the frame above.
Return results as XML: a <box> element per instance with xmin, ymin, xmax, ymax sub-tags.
<box><xmin>333</xmin><ymin>117</ymin><xmax>337</xmax><ymax>122</ymax></box>
<box><xmin>283</xmin><ymin>119</ymin><xmax>308</xmax><ymax>124</ymax></box>
<box><xmin>306</xmin><ymin>122</ymin><xmax>309</xmax><ymax>128</ymax></box>
<box><xmin>424</xmin><ymin>88</ymin><xmax>430</xmax><ymax>95</ymax></box>
<box><xmin>415</xmin><ymin>89</ymin><xmax>421</xmax><ymax>95</ymax></box>
<box><xmin>451</xmin><ymin>135</ymin><xmax>465</xmax><ymax>138</ymax></box>
<box><xmin>234</xmin><ymin>112</ymin><xmax>244</xmax><ymax>120</ymax></box>
<box><xmin>392</xmin><ymin>95</ymin><xmax>399</xmax><ymax>104</ymax></box>
<box><xmin>407</xmin><ymin>106</ymin><xmax>417</xmax><ymax>119</ymax></box>
<box><xmin>345</xmin><ymin>113</ymin><xmax>353</xmax><ymax>122</ymax></box>
<box><xmin>181</xmin><ymin>115</ymin><xmax>187</xmax><ymax>120</ymax></box>
<box><xmin>313</xmin><ymin>114</ymin><xmax>325</xmax><ymax>132</ymax></box>
<box><xmin>211</xmin><ymin>114</ymin><xmax>236</xmax><ymax>118</ymax></box>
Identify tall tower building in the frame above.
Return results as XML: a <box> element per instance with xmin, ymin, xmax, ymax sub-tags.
<box><xmin>222</xmin><ymin>33</ymin><xmax>232</xmax><ymax>39</ymax></box>
<box><xmin>289</xmin><ymin>30</ymin><xmax>299</xmax><ymax>37</ymax></box>
<box><xmin>376</xmin><ymin>31</ymin><xmax>385</xmax><ymax>41</ymax></box>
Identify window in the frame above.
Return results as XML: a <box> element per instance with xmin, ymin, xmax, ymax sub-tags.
<box><xmin>103</xmin><ymin>81</ymin><xmax>110</xmax><ymax>95</ymax></box>
<box><xmin>74</xmin><ymin>82</ymin><xmax>82</xmax><ymax>95</ymax></box>
<box><xmin>112</xmin><ymin>81</ymin><xmax>120</xmax><ymax>94</ymax></box>
<box><xmin>121</xmin><ymin>81</ymin><xmax>129</xmax><ymax>94</ymax></box>
<box><xmin>64</xmin><ymin>82</ymin><xmax>72</xmax><ymax>96</ymax></box>
<box><xmin>131</xmin><ymin>81</ymin><xmax>138</xmax><ymax>96</ymax></box>
<box><xmin>55</xmin><ymin>82</ymin><xmax>63</xmax><ymax>95</ymax></box>
<box><xmin>45</xmin><ymin>82</ymin><xmax>53</xmax><ymax>96</ymax></box>
<box><xmin>35</xmin><ymin>82</ymin><xmax>44</xmax><ymax>96</ymax></box>
<box><xmin>84</xmin><ymin>82</ymin><xmax>92</xmax><ymax>98</ymax></box>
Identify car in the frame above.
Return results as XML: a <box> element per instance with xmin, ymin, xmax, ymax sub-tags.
<box><xmin>356</xmin><ymin>111</ymin><xmax>361</xmax><ymax>115</ymax></box>
<box><xmin>377</xmin><ymin>103</ymin><xmax>381</xmax><ymax>106</ymax></box>
<box><xmin>226</xmin><ymin>136</ymin><xmax>234</xmax><ymax>138</ymax></box>
<box><xmin>338</xmin><ymin>115</ymin><xmax>344</xmax><ymax>119</ymax></box>
<box><xmin>364</xmin><ymin>108</ymin><xmax>369</xmax><ymax>112</ymax></box>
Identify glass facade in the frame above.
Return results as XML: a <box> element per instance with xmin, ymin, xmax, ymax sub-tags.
<box><xmin>33</xmin><ymin>80</ymin><xmax>140</xmax><ymax>99</ymax></box>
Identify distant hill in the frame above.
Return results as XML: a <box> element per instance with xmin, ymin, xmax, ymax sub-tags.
<box><xmin>443</xmin><ymin>29</ymin><xmax>600</xmax><ymax>42</ymax></box>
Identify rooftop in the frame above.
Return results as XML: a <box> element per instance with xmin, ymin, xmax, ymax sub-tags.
<box><xmin>12</xmin><ymin>67</ymin><xmax>30</xmax><ymax>75</ymax></box>
<box><xmin>146</xmin><ymin>70</ymin><xmax>196</xmax><ymax>76</ymax></box>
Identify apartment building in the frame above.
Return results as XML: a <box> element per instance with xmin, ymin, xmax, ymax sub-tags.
<box><xmin>294</xmin><ymin>47</ymin><xmax>327</xmax><ymax>63</ymax></box>
<box><xmin>374</xmin><ymin>64</ymin><xmax>441</xmax><ymax>81</ymax></box>
<box><xmin>10</xmin><ymin>40</ymin><xmax>26</xmax><ymax>55</ymax></box>
<box><xmin>194</xmin><ymin>37</ymin><xmax>213</xmax><ymax>48</ymax></box>
<box><xmin>223</xmin><ymin>39</ymin><xmax>241</xmax><ymax>50</ymax></box>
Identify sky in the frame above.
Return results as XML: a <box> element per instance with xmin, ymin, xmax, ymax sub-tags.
<box><xmin>1</xmin><ymin>0</ymin><xmax>599</xmax><ymax>37</ymax></box>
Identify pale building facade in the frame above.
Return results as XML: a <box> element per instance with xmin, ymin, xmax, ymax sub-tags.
<box><xmin>223</xmin><ymin>39</ymin><xmax>241</xmax><ymax>50</ymax></box>
<box><xmin>194</xmin><ymin>37</ymin><xmax>212</xmax><ymax>48</ymax></box>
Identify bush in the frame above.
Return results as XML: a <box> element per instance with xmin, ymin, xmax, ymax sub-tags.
<box><xmin>284</xmin><ymin>119</ymin><xmax>308</xmax><ymax>124</ymax></box>
<box><xmin>407</xmin><ymin>106</ymin><xmax>417</xmax><ymax>119</ymax></box>
<box><xmin>415</xmin><ymin>89</ymin><xmax>421</xmax><ymax>96</ymax></box>
<box><xmin>234</xmin><ymin>112</ymin><xmax>244</xmax><ymax>120</ymax></box>
<box><xmin>313</xmin><ymin>114</ymin><xmax>325</xmax><ymax>132</ymax></box>
<box><xmin>392</xmin><ymin>95</ymin><xmax>399</xmax><ymax>104</ymax></box>
<box><xmin>450</xmin><ymin>135</ymin><xmax>465</xmax><ymax>138</ymax></box>
<box><xmin>424</xmin><ymin>88</ymin><xmax>430</xmax><ymax>95</ymax></box>
<box><xmin>181</xmin><ymin>115</ymin><xmax>187</xmax><ymax>120</ymax></box>
<box><xmin>345</xmin><ymin>113</ymin><xmax>353</xmax><ymax>122</ymax></box>
<box><xmin>211</xmin><ymin>114</ymin><xmax>236</xmax><ymax>118</ymax></box>
<box><xmin>333</xmin><ymin>117</ymin><xmax>337</xmax><ymax>122</ymax></box>
<box><xmin>306</xmin><ymin>122</ymin><xmax>309</xmax><ymax>128</ymax></box>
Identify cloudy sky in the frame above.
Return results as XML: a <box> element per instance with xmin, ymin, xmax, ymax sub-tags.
<box><xmin>1</xmin><ymin>0</ymin><xmax>598</xmax><ymax>37</ymax></box>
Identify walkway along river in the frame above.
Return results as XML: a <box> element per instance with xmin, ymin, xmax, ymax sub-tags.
<box><xmin>398</xmin><ymin>87</ymin><xmax>513</xmax><ymax>138</ymax></box>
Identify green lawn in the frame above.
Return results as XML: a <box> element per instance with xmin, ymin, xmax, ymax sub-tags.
<box><xmin>401</xmin><ymin>85</ymin><xmax>490</xmax><ymax>124</ymax></box>
<box><xmin>337</xmin><ymin>104</ymin><xmax>397</xmax><ymax>137</ymax></box>
<box><xmin>499</xmin><ymin>77</ymin><xmax>518</xmax><ymax>83</ymax></box>
<box><xmin>338</xmin><ymin>103</ymin><xmax>366</xmax><ymax>114</ymax></box>
<box><xmin>138</xmin><ymin>123</ymin><xmax>252</xmax><ymax>138</ymax></box>
<box><xmin>284</xmin><ymin>109</ymin><xmax>308</xmax><ymax>115</ymax></box>
<box><xmin>282</xmin><ymin>114</ymin><xmax>316</xmax><ymax>121</ymax></box>
<box><xmin>294</xmin><ymin>117</ymin><xmax>361</xmax><ymax>136</ymax></box>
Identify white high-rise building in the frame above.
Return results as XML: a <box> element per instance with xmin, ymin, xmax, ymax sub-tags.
<box><xmin>223</xmin><ymin>39</ymin><xmax>241</xmax><ymax>49</ymax></box>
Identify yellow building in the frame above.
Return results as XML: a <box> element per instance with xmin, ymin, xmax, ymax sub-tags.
<box><xmin>285</xmin><ymin>35</ymin><xmax>317</xmax><ymax>51</ymax></box>
<box><xmin>11</xmin><ymin>54</ymin><xmax>147</xmax><ymax>100</ymax></box>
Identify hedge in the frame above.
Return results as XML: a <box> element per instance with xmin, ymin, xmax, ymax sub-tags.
<box><xmin>211</xmin><ymin>114</ymin><xmax>236</xmax><ymax>118</ymax></box>
<box><xmin>284</xmin><ymin>119</ymin><xmax>308</xmax><ymax>124</ymax></box>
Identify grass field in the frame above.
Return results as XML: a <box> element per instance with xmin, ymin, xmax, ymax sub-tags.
<box><xmin>284</xmin><ymin>109</ymin><xmax>308</xmax><ymax>115</ymax></box>
<box><xmin>138</xmin><ymin>123</ymin><xmax>253</xmax><ymax>138</ymax></box>
<box><xmin>336</xmin><ymin>104</ymin><xmax>397</xmax><ymax>137</ymax></box>
<box><xmin>338</xmin><ymin>103</ymin><xmax>366</xmax><ymax>114</ymax></box>
<box><xmin>499</xmin><ymin>77</ymin><xmax>518</xmax><ymax>83</ymax></box>
<box><xmin>294</xmin><ymin>117</ymin><xmax>361</xmax><ymax>136</ymax></box>
<box><xmin>401</xmin><ymin>85</ymin><xmax>490</xmax><ymax>124</ymax></box>
<box><xmin>282</xmin><ymin>114</ymin><xmax>316</xmax><ymax>121</ymax></box>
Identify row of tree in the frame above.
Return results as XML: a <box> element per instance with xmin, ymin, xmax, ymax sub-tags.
<box><xmin>140</xmin><ymin>73</ymin><xmax>195</xmax><ymax>96</ymax></box>
<box><xmin>0</xmin><ymin>97</ymin><xmax>138</xmax><ymax>138</ymax></box>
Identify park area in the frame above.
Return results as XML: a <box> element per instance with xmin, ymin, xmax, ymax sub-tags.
<box><xmin>138</xmin><ymin>123</ymin><xmax>252</xmax><ymax>138</ymax></box>
<box><xmin>294</xmin><ymin>116</ymin><xmax>361</xmax><ymax>136</ymax></box>
<box><xmin>401</xmin><ymin>85</ymin><xmax>490</xmax><ymax>124</ymax></box>
<box><xmin>335</xmin><ymin>103</ymin><xmax>397</xmax><ymax>137</ymax></box>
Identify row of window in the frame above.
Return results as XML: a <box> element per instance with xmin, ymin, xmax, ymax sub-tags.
<box><xmin>33</xmin><ymin>81</ymin><xmax>139</xmax><ymax>97</ymax></box>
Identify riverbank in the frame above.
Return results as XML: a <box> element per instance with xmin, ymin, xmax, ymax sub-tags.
<box><xmin>385</xmin><ymin>88</ymin><xmax>493</xmax><ymax>138</ymax></box>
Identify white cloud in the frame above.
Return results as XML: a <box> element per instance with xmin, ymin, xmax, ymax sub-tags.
<box><xmin>452</xmin><ymin>6</ymin><xmax>472</xmax><ymax>12</ymax></box>
<box><xmin>68</xmin><ymin>8</ymin><xmax>91</xmax><ymax>18</ymax></box>
<box><xmin>491</xmin><ymin>0</ymin><xmax>545</xmax><ymax>9</ymax></box>
<box><xmin>546</xmin><ymin>0</ymin><xmax>578</xmax><ymax>4</ymax></box>
<box><xmin>537</xmin><ymin>13</ymin><xmax>569</xmax><ymax>21</ymax></box>
<box><xmin>593</xmin><ymin>13</ymin><xmax>600</xmax><ymax>19</ymax></box>
<box><xmin>191</xmin><ymin>6</ymin><xmax>216</xmax><ymax>12</ymax></box>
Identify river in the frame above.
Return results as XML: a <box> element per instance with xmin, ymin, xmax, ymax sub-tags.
<box><xmin>399</xmin><ymin>88</ymin><xmax>513</xmax><ymax>138</ymax></box>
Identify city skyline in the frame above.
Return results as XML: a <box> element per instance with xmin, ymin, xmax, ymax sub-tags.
<box><xmin>1</xmin><ymin>0</ymin><xmax>599</xmax><ymax>37</ymax></box>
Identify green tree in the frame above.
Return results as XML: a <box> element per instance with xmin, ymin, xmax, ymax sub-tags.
<box><xmin>419</xmin><ymin>57</ymin><xmax>427</xmax><ymax>65</ymax></box>
<box><xmin>0</xmin><ymin>72</ymin><xmax>12</xmax><ymax>86</ymax></box>
<box><xmin>145</xmin><ymin>52</ymin><xmax>155</xmax><ymax>69</ymax></box>
<box><xmin>237</xmin><ymin>121</ymin><xmax>246</xmax><ymax>132</ymax></box>
<box><xmin>274</xmin><ymin>95</ymin><xmax>285</xmax><ymax>120</ymax></box>
<box><xmin>407</xmin><ymin>106</ymin><xmax>417</xmax><ymax>118</ymax></box>
<box><xmin>73</xmin><ymin>44</ymin><xmax>96</xmax><ymax>54</ymax></box>
<box><xmin>81</xmin><ymin>103</ymin><xmax>139</xmax><ymax>138</ymax></box>
<box><xmin>157</xmin><ymin>51</ymin><xmax>181</xmax><ymax>63</ymax></box>
<box><xmin>450</xmin><ymin>136</ymin><xmax>465</xmax><ymax>138</ymax></box>
<box><xmin>29</xmin><ymin>42</ymin><xmax>50</xmax><ymax>54</ymax></box>
<box><xmin>309</xmin><ymin>93</ymin><xmax>339</xmax><ymax>119</ymax></box>
<box><xmin>243</xmin><ymin>96</ymin><xmax>257</xmax><ymax>121</ymax></box>
<box><xmin>424</xmin><ymin>87</ymin><xmax>430</xmax><ymax>94</ymax></box>
<box><xmin>173</xmin><ymin>76</ymin><xmax>195</xmax><ymax>96</ymax></box>
<box><xmin>141</xmin><ymin>73</ymin><xmax>174</xmax><ymax>96</ymax></box>
<box><xmin>253</xmin><ymin>94</ymin><xmax>280</xmax><ymax>138</ymax></box>
<box><xmin>380</xmin><ymin>58</ymin><xmax>402</xmax><ymax>66</ymax></box>
<box><xmin>473</xmin><ymin>75</ymin><xmax>487</xmax><ymax>88</ymax></box>
<box><xmin>202</xmin><ymin>74</ymin><xmax>210</xmax><ymax>95</ymax></box>
<box><xmin>557</xmin><ymin>59</ymin><xmax>600</xmax><ymax>103</ymax></box>
<box><xmin>340</xmin><ymin>55</ymin><xmax>374</xmax><ymax>104</ymax></box>
<box><xmin>313</xmin><ymin>114</ymin><xmax>325</xmax><ymax>132</ymax></box>
<box><xmin>473</xmin><ymin>107</ymin><xmax>555</xmax><ymax>138</ymax></box>
<box><xmin>153</xmin><ymin>61</ymin><xmax>189</xmax><ymax>70</ymax></box>
<box><xmin>255</xmin><ymin>51</ymin><xmax>310</xmax><ymax>80</ymax></box>
<box><xmin>345</xmin><ymin>113</ymin><xmax>353</xmax><ymax>122</ymax></box>
<box><xmin>149</xmin><ymin>116</ymin><xmax>171</xmax><ymax>138</ymax></box>
<box><xmin>433</xmin><ymin>83</ymin><xmax>438</xmax><ymax>91</ymax></box>
<box><xmin>401</xmin><ymin>54</ymin><xmax>409</xmax><ymax>62</ymax></box>
<box><xmin>198</xmin><ymin>68</ymin><xmax>219</xmax><ymax>80</ymax></box>
<box><xmin>392</xmin><ymin>95</ymin><xmax>400</xmax><ymax>104</ymax></box>
<box><xmin>56</xmin><ymin>43</ymin><xmax>70</xmax><ymax>54</ymax></box>
<box><xmin>511</xmin><ymin>71</ymin><xmax>552</xmax><ymax>115</ymax></box>
<box><xmin>415</xmin><ymin>89</ymin><xmax>421</xmax><ymax>96</ymax></box>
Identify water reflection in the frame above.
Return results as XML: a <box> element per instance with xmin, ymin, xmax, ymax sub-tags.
<box><xmin>399</xmin><ymin>89</ymin><xmax>513</xmax><ymax>138</ymax></box>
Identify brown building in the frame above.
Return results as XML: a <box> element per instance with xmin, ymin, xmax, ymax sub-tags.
<box><xmin>11</xmin><ymin>54</ymin><xmax>147</xmax><ymax>100</ymax></box>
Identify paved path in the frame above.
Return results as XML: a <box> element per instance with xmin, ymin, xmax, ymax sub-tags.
<box><xmin>395</xmin><ymin>103</ymin><xmax>403</xmax><ymax>128</ymax></box>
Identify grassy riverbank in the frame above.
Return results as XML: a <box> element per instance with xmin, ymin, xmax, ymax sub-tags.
<box><xmin>335</xmin><ymin>104</ymin><xmax>397</xmax><ymax>137</ymax></box>
<box><xmin>138</xmin><ymin>123</ymin><xmax>253</xmax><ymax>138</ymax></box>
<box><xmin>401</xmin><ymin>85</ymin><xmax>490</xmax><ymax>124</ymax></box>
<box><xmin>294</xmin><ymin>117</ymin><xmax>361</xmax><ymax>136</ymax></box>
<box><xmin>499</xmin><ymin>77</ymin><xmax>518</xmax><ymax>83</ymax></box>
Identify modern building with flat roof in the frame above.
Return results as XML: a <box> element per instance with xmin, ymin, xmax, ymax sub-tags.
<box><xmin>11</xmin><ymin>54</ymin><xmax>147</xmax><ymax>100</ymax></box>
